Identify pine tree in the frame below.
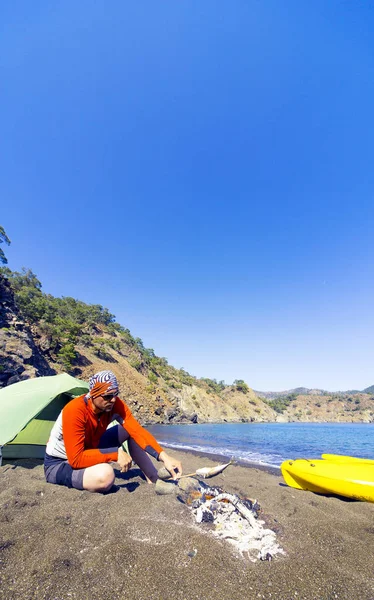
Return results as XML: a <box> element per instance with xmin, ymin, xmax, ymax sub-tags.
<box><xmin>0</xmin><ymin>226</ymin><xmax>11</xmax><ymax>265</ymax></box>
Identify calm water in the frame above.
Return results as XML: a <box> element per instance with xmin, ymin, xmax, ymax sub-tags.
<box><xmin>147</xmin><ymin>422</ymin><xmax>374</xmax><ymax>469</ymax></box>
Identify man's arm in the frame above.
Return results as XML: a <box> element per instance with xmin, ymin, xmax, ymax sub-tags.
<box><xmin>63</xmin><ymin>401</ymin><xmax>117</xmax><ymax>468</ymax></box>
<box><xmin>115</xmin><ymin>399</ymin><xmax>182</xmax><ymax>477</ymax></box>
<box><xmin>114</xmin><ymin>398</ymin><xmax>163</xmax><ymax>458</ymax></box>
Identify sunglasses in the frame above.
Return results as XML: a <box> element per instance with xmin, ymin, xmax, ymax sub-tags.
<box><xmin>102</xmin><ymin>393</ymin><xmax>118</xmax><ymax>401</ymax></box>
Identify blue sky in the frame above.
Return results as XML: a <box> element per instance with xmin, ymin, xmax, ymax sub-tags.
<box><xmin>1</xmin><ymin>2</ymin><xmax>373</xmax><ymax>391</ymax></box>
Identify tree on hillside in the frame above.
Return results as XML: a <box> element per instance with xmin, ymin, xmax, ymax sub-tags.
<box><xmin>6</xmin><ymin>267</ymin><xmax>42</xmax><ymax>291</ymax></box>
<box><xmin>233</xmin><ymin>379</ymin><xmax>249</xmax><ymax>394</ymax></box>
<box><xmin>0</xmin><ymin>226</ymin><xmax>11</xmax><ymax>265</ymax></box>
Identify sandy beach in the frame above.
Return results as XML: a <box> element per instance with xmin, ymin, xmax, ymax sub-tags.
<box><xmin>1</xmin><ymin>450</ymin><xmax>373</xmax><ymax>600</ymax></box>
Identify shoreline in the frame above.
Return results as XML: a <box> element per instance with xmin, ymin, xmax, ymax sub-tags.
<box><xmin>164</xmin><ymin>444</ymin><xmax>281</xmax><ymax>475</ymax></box>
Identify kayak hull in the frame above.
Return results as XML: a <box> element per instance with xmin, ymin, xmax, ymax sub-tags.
<box><xmin>281</xmin><ymin>459</ymin><xmax>374</xmax><ymax>503</ymax></box>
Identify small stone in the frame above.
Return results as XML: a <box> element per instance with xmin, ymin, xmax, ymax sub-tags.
<box><xmin>155</xmin><ymin>479</ymin><xmax>177</xmax><ymax>495</ymax></box>
<box><xmin>157</xmin><ymin>467</ymin><xmax>172</xmax><ymax>480</ymax></box>
<box><xmin>177</xmin><ymin>477</ymin><xmax>200</xmax><ymax>492</ymax></box>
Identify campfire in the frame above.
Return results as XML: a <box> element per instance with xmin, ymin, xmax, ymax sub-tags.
<box><xmin>178</xmin><ymin>481</ymin><xmax>285</xmax><ymax>562</ymax></box>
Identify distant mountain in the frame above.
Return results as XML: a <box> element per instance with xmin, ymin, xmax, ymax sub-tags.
<box><xmin>254</xmin><ymin>387</ymin><xmax>327</xmax><ymax>400</ymax></box>
<box><xmin>254</xmin><ymin>385</ymin><xmax>373</xmax><ymax>400</ymax></box>
<box><xmin>362</xmin><ymin>385</ymin><xmax>374</xmax><ymax>394</ymax></box>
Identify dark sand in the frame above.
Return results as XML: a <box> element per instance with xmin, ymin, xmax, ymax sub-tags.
<box><xmin>1</xmin><ymin>450</ymin><xmax>373</xmax><ymax>600</ymax></box>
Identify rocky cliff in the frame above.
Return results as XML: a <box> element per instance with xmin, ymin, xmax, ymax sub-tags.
<box><xmin>0</xmin><ymin>275</ymin><xmax>55</xmax><ymax>386</ymax></box>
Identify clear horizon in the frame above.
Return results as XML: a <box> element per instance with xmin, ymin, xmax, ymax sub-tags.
<box><xmin>2</xmin><ymin>2</ymin><xmax>373</xmax><ymax>392</ymax></box>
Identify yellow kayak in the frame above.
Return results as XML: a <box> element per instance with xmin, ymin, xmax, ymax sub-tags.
<box><xmin>281</xmin><ymin>458</ymin><xmax>374</xmax><ymax>503</ymax></box>
<box><xmin>321</xmin><ymin>453</ymin><xmax>374</xmax><ymax>465</ymax></box>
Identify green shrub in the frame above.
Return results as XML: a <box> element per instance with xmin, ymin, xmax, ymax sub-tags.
<box><xmin>92</xmin><ymin>343</ymin><xmax>112</xmax><ymax>361</ymax></box>
<box><xmin>266</xmin><ymin>393</ymin><xmax>297</xmax><ymax>414</ymax></box>
<box><xmin>129</xmin><ymin>358</ymin><xmax>142</xmax><ymax>372</ymax></box>
<box><xmin>170</xmin><ymin>382</ymin><xmax>182</xmax><ymax>390</ymax></box>
<box><xmin>233</xmin><ymin>380</ymin><xmax>249</xmax><ymax>394</ymax></box>
<box><xmin>57</xmin><ymin>343</ymin><xmax>76</xmax><ymax>371</ymax></box>
<box><xmin>200</xmin><ymin>378</ymin><xmax>226</xmax><ymax>394</ymax></box>
<box><xmin>105</xmin><ymin>338</ymin><xmax>121</xmax><ymax>352</ymax></box>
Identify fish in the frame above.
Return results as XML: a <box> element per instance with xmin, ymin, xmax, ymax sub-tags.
<box><xmin>194</xmin><ymin>460</ymin><xmax>234</xmax><ymax>479</ymax></box>
<box><xmin>162</xmin><ymin>459</ymin><xmax>235</xmax><ymax>481</ymax></box>
<box><xmin>176</xmin><ymin>460</ymin><xmax>235</xmax><ymax>480</ymax></box>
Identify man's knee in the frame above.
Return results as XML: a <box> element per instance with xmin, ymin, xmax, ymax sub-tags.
<box><xmin>97</xmin><ymin>464</ymin><xmax>115</xmax><ymax>491</ymax></box>
<box><xmin>97</xmin><ymin>464</ymin><xmax>115</xmax><ymax>492</ymax></box>
<box><xmin>83</xmin><ymin>463</ymin><xmax>115</xmax><ymax>493</ymax></box>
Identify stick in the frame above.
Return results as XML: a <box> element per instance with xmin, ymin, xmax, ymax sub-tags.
<box><xmin>166</xmin><ymin>471</ymin><xmax>197</xmax><ymax>480</ymax></box>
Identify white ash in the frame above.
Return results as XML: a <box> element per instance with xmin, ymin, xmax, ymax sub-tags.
<box><xmin>187</xmin><ymin>486</ymin><xmax>285</xmax><ymax>562</ymax></box>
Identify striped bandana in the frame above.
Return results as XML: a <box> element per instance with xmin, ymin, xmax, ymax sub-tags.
<box><xmin>89</xmin><ymin>370</ymin><xmax>119</xmax><ymax>399</ymax></box>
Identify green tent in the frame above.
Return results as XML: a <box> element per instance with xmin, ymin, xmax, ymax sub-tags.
<box><xmin>0</xmin><ymin>373</ymin><xmax>88</xmax><ymax>461</ymax></box>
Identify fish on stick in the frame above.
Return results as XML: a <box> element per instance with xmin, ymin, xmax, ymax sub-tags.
<box><xmin>159</xmin><ymin>459</ymin><xmax>235</xmax><ymax>481</ymax></box>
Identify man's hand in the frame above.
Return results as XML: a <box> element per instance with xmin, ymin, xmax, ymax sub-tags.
<box><xmin>117</xmin><ymin>447</ymin><xmax>132</xmax><ymax>473</ymax></box>
<box><xmin>159</xmin><ymin>450</ymin><xmax>183</xmax><ymax>480</ymax></box>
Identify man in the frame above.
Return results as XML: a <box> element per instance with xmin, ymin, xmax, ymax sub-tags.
<box><xmin>44</xmin><ymin>370</ymin><xmax>182</xmax><ymax>492</ymax></box>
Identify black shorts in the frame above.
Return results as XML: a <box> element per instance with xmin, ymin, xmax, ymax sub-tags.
<box><xmin>44</xmin><ymin>453</ymin><xmax>85</xmax><ymax>489</ymax></box>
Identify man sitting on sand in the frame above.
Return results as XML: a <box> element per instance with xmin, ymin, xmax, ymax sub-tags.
<box><xmin>44</xmin><ymin>370</ymin><xmax>182</xmax><ymax>492</ymax></box>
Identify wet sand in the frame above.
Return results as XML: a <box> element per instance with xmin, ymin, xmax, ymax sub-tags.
<box><xmin>1</xmin><ymin>450</ymin><xmax>373</xmax><ymax>600</ymax></box>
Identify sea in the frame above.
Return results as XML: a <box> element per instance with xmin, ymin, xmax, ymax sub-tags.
<box><xmin>147</xmin><ymin>422</ymin><xmax>374</xmax><ymax>469</ymax></box>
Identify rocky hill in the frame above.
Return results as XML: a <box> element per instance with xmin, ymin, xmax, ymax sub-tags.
<box><xmin>264</xmin><ymin>392</ymin><xmax>374</xmax><ymax>423</ymax></box>
<box><xmin>1</xmin><ymin>268</ymin><xmax>373</xmax><ymax>424</ymax></box>
<box><xmin>254</xmin><ymin>386</ymin><xmax>369</xmax><ymax>399</ymax></box>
